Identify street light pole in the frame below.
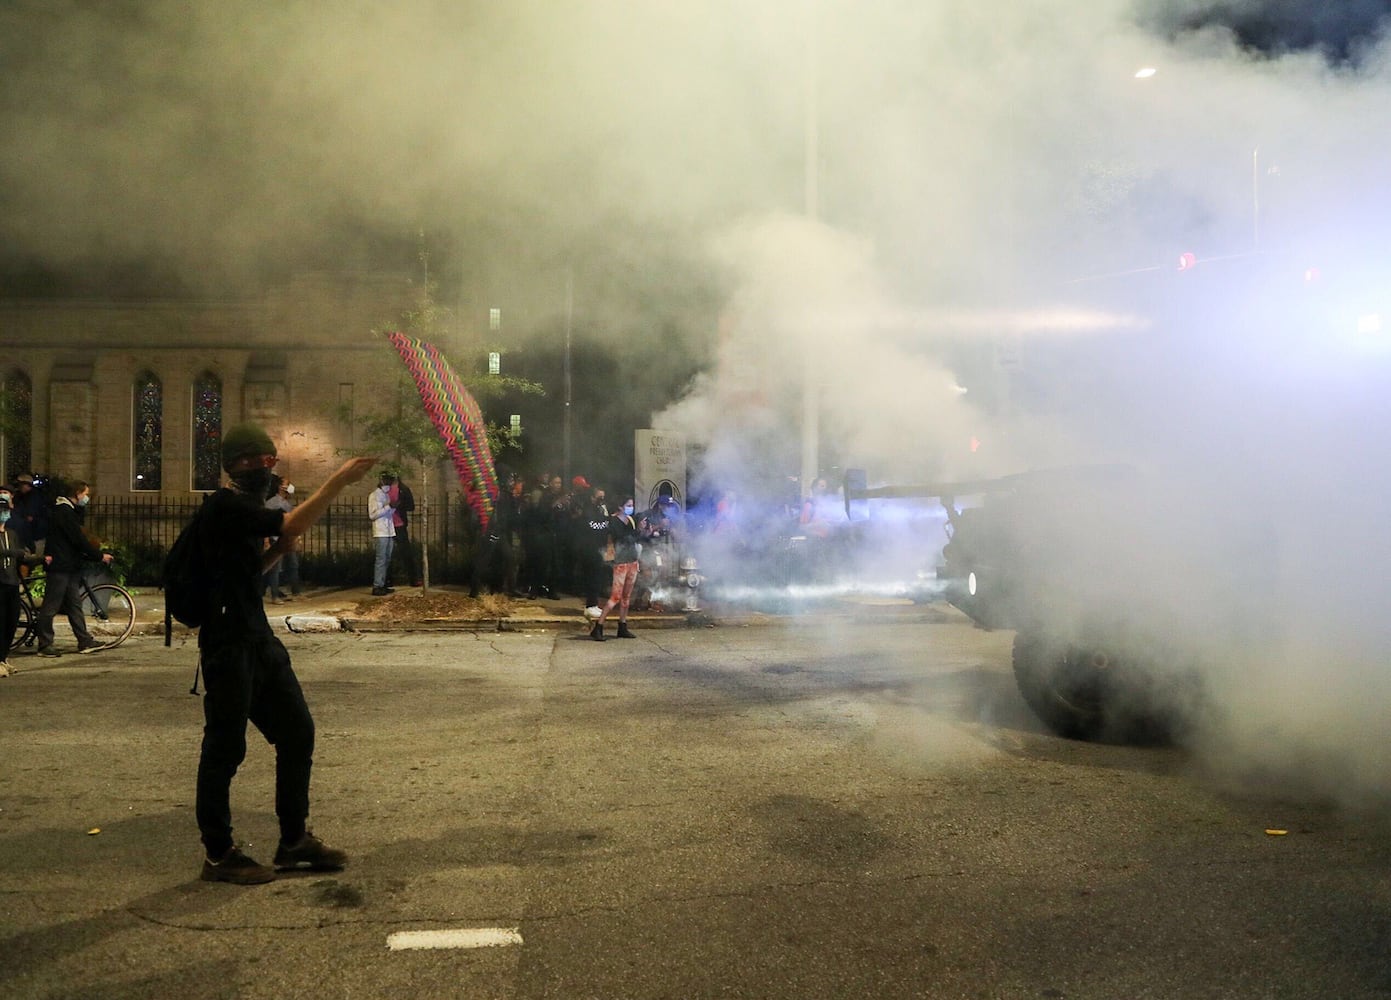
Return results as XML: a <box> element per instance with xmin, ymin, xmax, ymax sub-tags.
<box><xmin>563</xmin><ymin>265</ymin><xmax>574</xmax><ymax>484</ymax></box>
<box><xmin>799</xmin><ymin>0</ymin><xmax>820</xmax><ymax>499</ymax></box>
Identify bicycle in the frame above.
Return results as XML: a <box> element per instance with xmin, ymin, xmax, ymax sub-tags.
<box><xmin>13</xmin><ymin>567</ymin><xmax>138</xmax><ymax>652</ymax></box>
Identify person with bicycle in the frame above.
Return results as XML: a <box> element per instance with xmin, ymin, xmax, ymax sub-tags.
<box><xmin>195</xmin><ymin>423</ymin><xmax>375</xmax><ymax>885</ymax></box>
<box><xmin>0</xmin><ymin>490</ymin><xmax>41</xmax><ymax>676</ymax></box>
<box><xmin>34</xmin><ymin>479</ymin><xmax>113</xmax><ymax>658</ymax></box>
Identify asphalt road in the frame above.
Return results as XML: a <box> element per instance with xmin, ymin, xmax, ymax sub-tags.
<box><xmin>3</xmin><ymin>606</ymin><xmax>1390</xmax><ymax>999</ymax></box>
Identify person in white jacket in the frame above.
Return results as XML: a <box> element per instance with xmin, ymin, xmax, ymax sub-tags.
<box><xmin>368</xmin><ymin>472</ymin><xmax>396</xmax><ymax>596</ymax></box>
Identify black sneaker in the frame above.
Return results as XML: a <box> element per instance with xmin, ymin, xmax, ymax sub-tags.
<box><xmin>201</xmin><ymin>846</ymin><xmax>275</xmax><ymax>885</ymax></box>
<box><xmin>274</xmin><ymin>831</ymin><xmax>348</xmax><ymax>871</ymax></box>
<box><xmin>615</xmin><ymin>624</ymin><xmax>636</xmax><ymax>639</ymax></box>
<box><xmin>36</xmin><ymin>645</ymin><xmax>61</xmax><ymax>658</ymax></box>
<box><xmin>370</xmin><ymin>587</ymin><xmax>390</xmax><ymax>596</ymax></box>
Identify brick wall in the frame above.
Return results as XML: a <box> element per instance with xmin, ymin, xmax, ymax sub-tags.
<box><xmin>0</xmin><ymin>270</ymin><xmax>430</xmax><ymax>497</ymax></box>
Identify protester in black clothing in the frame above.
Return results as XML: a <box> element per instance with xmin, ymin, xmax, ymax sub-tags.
<box><xmin>34</xmin><ymin>480</ymin><xmax>113</xmax><ymax>657</ymax></box>
<box><xmin>11</xmin><ymin>473</ymin><xmax>46</xmax><ymax>554</ymax></box>
<box><xmin>469</xmin><ymin>483</ymin><xmax>519</xmax><ymax>598</ymax></box>
<box><xmin>522</xmin><ymin>474</ymin><xmax>567</xmax><ymax>598</ymax></box>
<box><xmin>195</xmin><ymin>423</ymin><xmax>374</xmax><ymax>886</ymax></box>
<box><xmin>0</xmin><ymin>490</ymin><xmax>39</xmax><ymax>676</ymax></box>
<box><xmin>575</xmin><ymin>485</ymin><xmax>610</xmax><ymax>611</ymax></box>
<box><xmin>543</xmin><ymin>475</ymin><xmax>571</xmax><ymax>595</ymax></box>
<box><xmin>517</xmin><ymin>473</ymin><xmax>549</xmax><ymax>597</ymax></box>
<box><xmin>390</xmin><ymin>477</ymin><xmax>422</xmax><ymax>586</ymax></box>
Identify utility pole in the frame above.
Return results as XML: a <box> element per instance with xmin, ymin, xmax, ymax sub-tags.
<box><xmin>563</xmin><ymin>265</ymin><xmax>574</xmax><ymax>484</ymax></box>
<box><xmin>799</xmin><ymin>0</ymin><xmax>820</xmax><ymax>500</ymax></box>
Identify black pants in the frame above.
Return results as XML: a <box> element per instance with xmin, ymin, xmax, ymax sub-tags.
<box><xmin>393</xmin><ymin>524</ymin><xmax>420</xmax><ymax>584</ymax></box>
<box><xmin>35</xmin><ymin>570</ymin><xmax>93</xmax><ymax>649</ymax></box>
<box><xmin>470</xmin><ymin>534</ymin><xmax>517</xmax><ymax>596</ymax></box>
<box><xmin>0</xmin><ymin>584</ymin><xmax>20</xmax><ymax>661</ymax></box>
<box><xmin>579</xmin><ymin>546</ymin><xmax>608</xmax><ymax>607</ymax></box>
<box><xmin>195</xmin><ymin>636</ymin><xmax>314</xmax><ymax>857</ymax></box>
<box><xmin>523</xmin><ymin>530</ymin><xmax>555</xmax><ymax>595</ymax></box>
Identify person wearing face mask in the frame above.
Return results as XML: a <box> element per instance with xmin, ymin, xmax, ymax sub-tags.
<box><xmin>575</xmin><ymin>485</ymin><xmax>610</xmax><ymax>616</ymax></box>
<box><xmin>368</xmin><ymin>472</ymin><xmax>396</xmax><ymax>597</ymax></box>
<box><xmin>0</xmin><ymin>490</ymin><xmax>40</xmax><ymax>676</ymax></box>
<box><xmin>194</xmin><ymin>422</ymin><xmax>375</xmax><ymax>885</ymax></box>
<box><xmin>261</xmin><ymin>477</ymin><xmax>297</xmax><ymax>604</ymax></box>
<box><xmin>34</xmin><ymin>479</ymin><xmax>114</xmax><ymax>657</ymax></box>
<box><xmin>591</xmin><ymin>497</ymin><xmax>645</xmax><ymax>641</ymax></box>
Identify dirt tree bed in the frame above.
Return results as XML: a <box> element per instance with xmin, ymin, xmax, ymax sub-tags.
<box><xmin>348</xmin><ymin>591</ymin><xmax>521</xmax><ymax>623</ymax></box>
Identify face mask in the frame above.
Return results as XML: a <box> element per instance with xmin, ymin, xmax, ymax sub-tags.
<box><xmin>622</xmin><ymin>503</ymin><xmax>634</xmax><ymax>516</ymax></box>
<box><xmin>284</xmin><ymin>484</ymin><xmax>295</xmax><ymax>496</ymax></box>
<box><xmin>77</xmin><ymin>495</ymin><xmax>90</xmax><ymax>507</ymax></box>
<box><xmin>232</xmin><ymin>468</ymin><xmax>275</xmax><ymax>499</ymax></box>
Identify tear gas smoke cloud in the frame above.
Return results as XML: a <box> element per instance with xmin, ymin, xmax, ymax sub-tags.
<box><xmin>6</xmin><ymin>0</ymin><xmax>1391</xmax><ymax>805</ymax></box>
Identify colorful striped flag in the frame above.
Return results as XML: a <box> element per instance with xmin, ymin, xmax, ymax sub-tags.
<box><xmin>386</xmin><ymin>331</ymin><xmax>498</xmax><ymax>530</ymax></box>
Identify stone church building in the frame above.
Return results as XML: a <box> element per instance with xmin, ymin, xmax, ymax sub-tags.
<box><xmin>0</xmin><ymin>271</ymin><xmax>426</xmax><ymax>496</ymax></box>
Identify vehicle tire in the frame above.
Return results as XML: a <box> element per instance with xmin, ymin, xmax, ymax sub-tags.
<box><xmin>1011</xmin><ymin>628</ymin><xmax>1175</xmax><ymax>744</ymax></box>
<box><xmin>1012</xmin><ymin>629</ymin><xmax>1109</xmax><ymax>739</ymax></box>
<box><xmin>84</xmin><ymin>584</ymin><xmax>136</xmax><ymax>648</ymax></box>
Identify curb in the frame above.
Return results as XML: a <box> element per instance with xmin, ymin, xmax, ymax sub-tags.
<box><xmin>339</xmin><ymin>612</ymin><xmax>718</xmax><ymax>633</ymax></box>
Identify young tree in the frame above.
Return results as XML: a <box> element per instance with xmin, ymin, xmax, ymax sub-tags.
<box><xmin>353</xmin><ymin>240</ymin><xmax>543</xmax><ymax>591</ymax></box>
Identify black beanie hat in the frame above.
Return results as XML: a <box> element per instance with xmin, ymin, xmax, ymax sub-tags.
<box><xmin>221</xmin><ymin>423</ymin><xmax>276</xmax><ymax>472</ymax></box>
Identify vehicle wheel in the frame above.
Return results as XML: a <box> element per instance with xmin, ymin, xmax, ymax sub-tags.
<box><xmin>1011</xmin><ymin>629</ymin><xmax>1175</xmax><ymax>744</ymax></box>
<box><xmin>1012</xmin><ymin>630</ymin><xmax>1110</xmax><ymax>739</ymax></box>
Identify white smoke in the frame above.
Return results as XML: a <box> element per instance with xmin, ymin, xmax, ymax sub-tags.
<box><xmin>6</xmin><ymin>0</ymin><xmax>1391</xmax><ymax>804</ymax></box>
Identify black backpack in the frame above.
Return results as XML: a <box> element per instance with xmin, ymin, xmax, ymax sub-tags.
<box><xmin>163</xmin><ymin>495</ymin><xmax>217</xmax><ymax>645</ymax></box>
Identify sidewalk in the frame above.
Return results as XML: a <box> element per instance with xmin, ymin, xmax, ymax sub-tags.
<box><xmin>129</xmin><ymin>583</ymin><xmax>948</xmax><ymax>639</ymax></box>
<box><xmin>131</xmin><ymin>583</ymin><xmax>742</xmax><ymax>639</ymax></box>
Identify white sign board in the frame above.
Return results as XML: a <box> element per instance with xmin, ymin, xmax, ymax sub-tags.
<box><xmin>634</xmin><ymin>430</ymin><xmax>685</xmax><ymax>511</ymax></box>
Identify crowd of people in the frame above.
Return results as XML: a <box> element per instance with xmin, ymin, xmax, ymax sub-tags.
<box><xmin>359</xmin><ymin>467</ymin><xmax>851</xmax><ymax>610</ymax></box>
<box><xmin>469</xmin><ymin>472</ymin><xmax>680</xmax><ymax>601</ymax></box>
<box><xmin>0</xmin><ymin>472</ymin><xmax>120</xmax><ymax>674</ymax></box>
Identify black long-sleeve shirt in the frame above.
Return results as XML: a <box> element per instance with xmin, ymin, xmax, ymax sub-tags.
<box><xmin>45</xmin><ymin>498</ymin><xmax>105</xmax><ymax>573</ymax></box>
<box><xmin>0</xmin><ymin>525</ymin><xmax>36</xmax><ymax>586</ymax></box>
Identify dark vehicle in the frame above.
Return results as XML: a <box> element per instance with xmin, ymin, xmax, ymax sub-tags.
<box><xmin>847</xmin><ymin>465</ymin><xmax>1273</xmax><ymax>743</ymax></box>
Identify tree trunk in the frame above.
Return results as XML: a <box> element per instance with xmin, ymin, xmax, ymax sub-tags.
<box><xmin>419</xmin><ymin>460</ymin><xmax>431</xmax><ymax>592</ymax></box>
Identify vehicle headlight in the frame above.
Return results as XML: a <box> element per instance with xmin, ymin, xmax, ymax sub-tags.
<box><xmin>967</xmin><ymin>571</ymin><xmax>978</xmax><ymax>597</ymax></box>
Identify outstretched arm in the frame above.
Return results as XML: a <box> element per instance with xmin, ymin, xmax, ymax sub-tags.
<box><xmin>280</xmin><ymin>457</ymin><xmax>377</xmax><ymax>539</ymax></box>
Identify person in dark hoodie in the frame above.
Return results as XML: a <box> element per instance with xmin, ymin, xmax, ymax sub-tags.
<box><xmin>34</xmin><ymin>479</ymin><xmax>113</xmax><ymax>657</ymax></box>
<box><xmin>0</xmin><ymin>489</ymin><xmax>40</xmax><ymax>676</ymax></box>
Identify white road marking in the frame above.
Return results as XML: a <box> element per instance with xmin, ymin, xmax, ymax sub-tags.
<box><xmin>387</xmin><ymin>927</ymin><xmax>523</xmax><ymax>951</ymax></box>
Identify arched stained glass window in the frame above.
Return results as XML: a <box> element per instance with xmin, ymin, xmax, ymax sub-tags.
<box><xmin>1</xmin><ymin>369</ymin><xmax>32</xmax><ymax>484</ymax></box>
<box><xmin>192</xmin><ymin>372</ymin><xmax>223</xmax><ymax>491</ymax></box>
<box><xmin>132</xmin><ymin>371</ymin><xmax>162</xmax><ymax>491</ymax></box>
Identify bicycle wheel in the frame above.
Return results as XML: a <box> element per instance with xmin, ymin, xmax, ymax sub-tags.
<box><xmin>13</xmin><ymin>597</ymin><xmax>35</xmax><ymax>651</ymax></box>
<box><xmin>84</xmin><ymin>584</ymin><xmax>136</xmax><ymax>647</ymax></box>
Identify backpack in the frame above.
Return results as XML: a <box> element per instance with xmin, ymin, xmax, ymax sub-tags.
<box><xmin>163</xmin><ymin>496</ymin><xmax>217</xmax><ymax>644</ymax></box>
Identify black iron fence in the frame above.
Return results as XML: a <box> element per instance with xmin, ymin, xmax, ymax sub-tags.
<box><xmin>84</xmin><ymin>494</ymin><xmax>483</xmax><ymax>587</ymax></box>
